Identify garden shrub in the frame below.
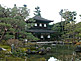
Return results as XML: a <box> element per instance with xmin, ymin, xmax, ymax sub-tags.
<box><xmin>39</xmin><ymin>57</ymin><xmax>46</xmax><ymax>61</ymax></box>
<box><xmin>2</xmin><ymin>45</ymin><xmax>10</xmax><ymax>49</ymax></box>
<box><xmin>27</xmin><ymin>42</ymin><xmax>36</xmax><ymax>46</ymax></box>
<box><xmin>0</xmin><ymin>40</ymin><xmax>7</xmax><ymax>45</ymax></box>
<box><xmin>7</xmin><ymin>49</ymin><xmax>11</xmax><ymax>52</ymax></box>
<box><xmin>21</xmin><ymin>48</ymin><xmax>27</xmax><ymax>52</ymax></box>
<box><xmin>30</xmin><ymin>46</ymin><xmax>36</xmax><ymax>50</ymax></box>
<box><xmin>0</xmin><ymin>51</ymin><xmax>6</xmax><ymax>58</ymax></box>
<box><xmin>0</xmin><ymin>54</ymin><xmax>5</xmax><ymax>58</ymax></box>
<box><xmin>7</xmin><ymin>39</ymin><xmax>23</xmax><ymax>48</ymax></box>
<box><xmin>26</xmin><ymin>47</ymin><xmax>30</xmax><ymax>50</ymax></box>
<box><xmin>6</xmin><ymin>57</ymin><xmax>24</xmax><ymax>61</ymax></box>
<box><xmin>27</xmin><ymin>58</ymin><xmax>32</xmax><ymax>61</ymax></box>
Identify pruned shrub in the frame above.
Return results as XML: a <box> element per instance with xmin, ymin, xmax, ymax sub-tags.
<box><xmin>7</xmin><ymin>39</ymin><xmax>23</xmax><ymax>48</ymax></box>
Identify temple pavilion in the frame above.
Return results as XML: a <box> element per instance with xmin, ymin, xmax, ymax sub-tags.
<box><xmin>26</xmin><ymin>7</ymin><xmax>54</xmax><ymax>41</ymax></box>
<box><xmin>26</xmin><ymin>15</ymin><xmax>54</xmax><ymax>41</ymax></box>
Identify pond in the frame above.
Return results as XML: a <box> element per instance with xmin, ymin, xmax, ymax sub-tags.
<box><xmin>27</xmin><ymin>44</ymin><xmax>81</xmax><ymax>61</ymax></box>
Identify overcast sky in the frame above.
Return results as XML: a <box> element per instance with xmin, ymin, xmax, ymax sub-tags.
<box><xmin>0</xmin><ymin>0</ymin><xmax>81</xmax><ymax>23</ymax></box>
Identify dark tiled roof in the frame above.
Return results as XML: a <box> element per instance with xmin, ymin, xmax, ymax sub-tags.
<box><xmin>33</xmin><ymin>16</ymin><xmax>53</xmax><ymax>22</ymax></box>
<box><xmin>27</xmin><ymin>29</ymin><xmax>55</xmax><ymax>33</ymax></box>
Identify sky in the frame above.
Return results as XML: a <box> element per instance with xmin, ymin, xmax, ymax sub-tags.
<box><xmin>0</xmin><ymin>0</ymin><xmax>81</xmax><ymax>24</ymax></box>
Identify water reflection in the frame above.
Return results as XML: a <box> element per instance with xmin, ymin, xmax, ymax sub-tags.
<box><xmin>47</xmin><ymin>50</ymin><xmax>80</xmax><ymax>61</ymax></box>
<box><xmin>48</xmin><ymin>57</ymin><xmax>60</xmax><ymax>61</ymax></box>
<box><xmin>47</xmin><ymin>44</ymin><xmax>81</xmax><ymax>61</ymax></box>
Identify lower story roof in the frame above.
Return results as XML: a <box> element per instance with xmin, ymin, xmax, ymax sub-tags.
<box><xmin>27</xmin><ymin>29</ymin><xmax>55</xmax><ymax>33</ymax></box>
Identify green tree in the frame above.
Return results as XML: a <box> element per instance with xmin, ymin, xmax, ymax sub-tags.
<box><xmin>0</xmin><ymin>4</ymin><xmax>39</xmax><ymax>41</ymax></box>
<box><xmin>59</xmin><ymin>9</ymin><xmax>77</xmax><ymax>22</ymax></box>
<box><xmin>0</xmin><ymin>5</ymin><xmax>6</xmax><ymax>17</ymax></box>
<box><xmin>74</xmin><ymin>22</ymin><xmax>81</xmax><ymax>41</ymax></box>
<box><xmin>0</xmin><ymin>23</ymin><xmax>12</xmax><ymax>40</ymax></box>
<box><xmin>62</xmin><ymin>21</ymin><xmax>76</xmax><ymax>42</ymax></box>
<box><xmin>11</xmin><ymin>4</ymin><xmax>29</xmax><ymax>20</ymax></box>
<box><xmin>52</xmin><ymin>22</ymin><xmax>63</xmax><ymax>40</ymax></box>
<box><xmin>34</xmin><ymin>6</ymin><xmax>41</xmax><ymax>16</ymax></box>
<box><xmin>59</xmin><ymin>9</ymin><xmax>77</xmax><ymax>41</ymax></box>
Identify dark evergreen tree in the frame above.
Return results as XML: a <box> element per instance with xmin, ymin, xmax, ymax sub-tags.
<box><xmin>34</xmin><ymin>6</ymin><xmax>41</xmax><ymax>16</ymax></box>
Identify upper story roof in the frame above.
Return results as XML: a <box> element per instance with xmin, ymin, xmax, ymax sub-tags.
<box><xmin>33</xmin><ymin>16</ymin><xmax>53</xmax><ymax>22</ymax></box>
<box><xmin>26</xmin><ymin>15</ymin><xmax>54</xmax><ymax>23</ymax></box>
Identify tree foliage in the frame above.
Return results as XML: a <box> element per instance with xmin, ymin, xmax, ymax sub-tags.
<box><xmin>52</xmin><ymin>9</ymin><xmax>77</xmax><ymax>41</ymax></box>
<box><xmin>34</xmin><ymin>6</ymin><xmax>41</xmax><ymax>16</ymax></box>
<box><xmin>52</xmin><ymin>21</ymin><xmax>65</xmax><ymax>40</ymax></box>
<box><xmin>59</xmin><ymin>9</ymin><xmax>77</xmax><ymax>22</ymax></box>
<box><xmin>7</xmin><ymin>39</ymin><xmax>23</xmax><ymax>47</ymax></box>
<box><xmin>0</xmin><ymin>4</ymin><xmax>39</xmax><ymax>41</ymax></box>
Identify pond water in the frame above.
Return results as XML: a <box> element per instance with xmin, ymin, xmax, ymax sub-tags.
<box><xmin>28</xmin><ymin>44</ymin><xmax>81</xmax><ymax>61</ymax></box>
<box><xmin>47</xmin><ymin>44</ymin><xmax>81</xmax><ymax>61</ymax></box>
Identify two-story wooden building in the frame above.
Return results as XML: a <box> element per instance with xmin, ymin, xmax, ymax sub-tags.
<box><xmin>26</xmin><ymin>15</ymin><xmax>54</xmax><ymax>41</ymax></box>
